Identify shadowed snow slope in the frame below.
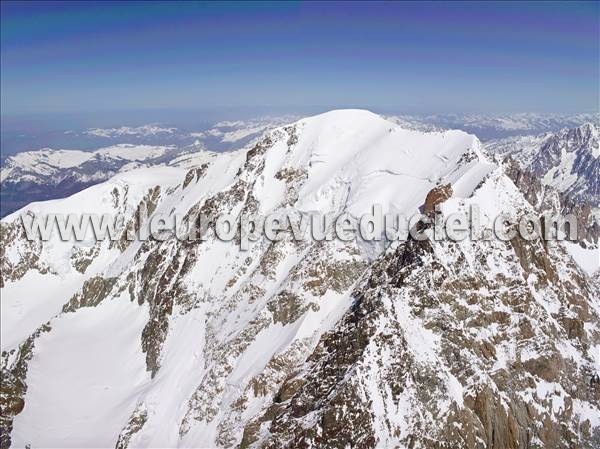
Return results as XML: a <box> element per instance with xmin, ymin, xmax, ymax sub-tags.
<box><xmin>1</xmin><ymin>110</ymin><xmax>599</xmax><ymax>449</ymax></box>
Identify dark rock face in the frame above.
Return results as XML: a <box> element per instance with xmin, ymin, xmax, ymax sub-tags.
<box><xmin>423</xmin><ymin>184</ymin><xmax>453</xmax><ymax>216</ymax></box>
<box><xmin>504</xmin><ymin>156</ymin><xmax>599</xmax><ymax>246</ymax></box>
<box><xmin>251</xmin><ymin>220</ymin><xmax>599</xmax><ymax>449</ymax></box>
<box><xmin>504</xmin><ymin>157</ymin><xmax>547</xmax><ymax>210</ymax></box>
<box><xmin>115</xmin><ymin>404</ymin><xmax>148</xmax><ymax>449</ymax></box>
<box><xmin>0</xmin><ymin>217</ymin><xmax>48</xmax><ymax>288</ymax></box>
<box><xmin>0</xmin><ymin>324</ymin><xmax>52</xmax><ymax>449</ymax></box>
<box><xmin>529</xmin><ymin>124</ymin><xmax>599</xmax><ymax>205</ymax></box>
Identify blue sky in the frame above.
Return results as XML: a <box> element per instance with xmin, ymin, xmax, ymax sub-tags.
<box><xmin>1</xmin><ymin>1</ymin><xmax>598</xmax><ymax>115</ymax></box>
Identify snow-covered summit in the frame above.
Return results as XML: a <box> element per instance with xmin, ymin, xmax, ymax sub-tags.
<box><xmin>237</xmin><ymin>109</ymin><xmax>491</xmax><ymax>219</ymax></box>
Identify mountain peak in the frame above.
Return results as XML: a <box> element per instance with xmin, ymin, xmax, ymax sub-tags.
<box><xmin>2</xmin><ymin>111</ymin><xmax>599</xmax><ymax>448</ymax></box>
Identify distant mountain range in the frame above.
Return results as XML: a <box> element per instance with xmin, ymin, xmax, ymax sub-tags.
<box><xmin>387</xmin><ymin>112</ymin><xmax>600</xmax><ymax>140</ymax></box>
<box><xmin>0</xmin><ymin>117</ymin><xmax>297</xmax><ymax>217</ymax></box>
<box><xmin>485</xmin><ymin>123</ymin><xmax>599</xmax><ymax>205</ymax></box>
<box><xmin>1</xmin><ymin>116</ymin><xmax>299</xmax><ymax>160</ymax></box>
<box><xmin>77</xmin><ymin>116</ymin><xmax>300</xmax><ymax>147</ymax></box>
<box><xmin>3</xmin><ymin>112</ymin><xmax>597</xmax><ymax>159</ymax></box>
<box><xmin>2</xmin><ymin>113</ymin><xmax>599</xmax><ymax>219</ymax></box>
<box><xmin>1</xmin><ymin>144</ymin><xmax>181</xmax><ymax>217</ymax></box>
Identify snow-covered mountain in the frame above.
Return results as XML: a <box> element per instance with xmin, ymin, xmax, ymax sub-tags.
<box><xmin>486</xmin><ymin>123</ymin><xmax>600</xmax><ymax>205</ymax></box>
<box><xmin>1</xmin><ymin>110</ymin><xmax>599</xmax><ymax>448</ymax></box>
